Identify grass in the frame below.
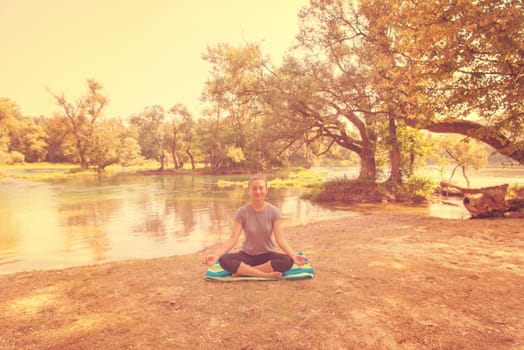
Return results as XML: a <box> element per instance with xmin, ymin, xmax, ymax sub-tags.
<box><xmin>217</xmin><ymin>168</ymin><xmax>328</xmax><ymax>188</ymax></box>
<box><xmin>0</xmin><ymin>162</ymin><xmax>162</xmax><ymax>181</ymax></box>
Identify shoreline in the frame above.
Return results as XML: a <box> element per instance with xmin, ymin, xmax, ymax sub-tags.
<box><xmin>1</xmin><ymin>212</ymin><xmax>523</xmax><ymax>349</ymax></box>
<box><xmin>0</xmin><ymin>202</ymin><xmax>519</xmax><ymax>277</ymax></box>
<box><xmin>0</xmin><ymin>201</ymin><xmax>473</xmax><ymax>277</ymax></box>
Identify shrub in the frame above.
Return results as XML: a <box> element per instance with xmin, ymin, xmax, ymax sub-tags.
<box><xmin>402</xmin><ymin>176</ymin><xmax>438</xmax><ymax>203</ymax></box>
<box><xmin>0</xmin><ymin>151</ymin><xmax>25</xmax><ymax>164</ymax></box>
<box><xmin>313</xmin><ymin>178</ymin><xmax>391</xmax><ymax>203</ymax></box>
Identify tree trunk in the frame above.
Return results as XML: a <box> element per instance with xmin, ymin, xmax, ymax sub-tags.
<box><xmin>358</xmin><ymin>151</ymin><xmax>376</xmax><ymax>182</ymax></box>
<box><xmin>461</xmin><ymin>166</ymin><xmax>470</xmax><ymax>188</ymax></box>
<box><xmin>186</xmin><ymin>148</ymin><xmax>195</xmax><ymax>170</ymax></box>
<box><xmin>158</xmin><ymin>152</ymin><xmax>166</xmax><ymax>171</ymax></box>
<box><xmin>388</xmin><ymin>117</ymin><xmax>402</xmax><ymax>185</ymax></box>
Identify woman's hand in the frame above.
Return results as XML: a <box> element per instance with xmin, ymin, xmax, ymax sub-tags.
<box><xmin>293</xmin><ymin>254</ymin><xmax>308</xmax><ymax>266</ymax></box>
<box><xmin>204</xmin><ymin>255</ymin><xmax>218</xmax><ymax>267</ymax></box>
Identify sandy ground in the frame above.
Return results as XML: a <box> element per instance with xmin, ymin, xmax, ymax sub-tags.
<box><xmin>0</xmin><ymin>212</ymin><xmax>523</xmax><ymax>350</ymax></box>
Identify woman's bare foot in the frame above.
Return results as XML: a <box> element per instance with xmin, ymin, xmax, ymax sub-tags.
<box><xmin>267</xmin><ymin>271</ymin><xmax>283</xmax><ymax>279</ymax></box>
<box><xmin>232</xmin><ymin>271</ymin><xmax>282</xmax><ymax>279</ymax></box>
<box><xmin>235</xmin><ymin>262</ymin><xmax>283</xmax><ymax>279</ymax></box>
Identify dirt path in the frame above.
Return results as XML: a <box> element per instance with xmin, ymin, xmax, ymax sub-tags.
<box><xmin>0</xmin><ymin>213</ymin><xmax>523</xmax><ymax>349</ymax></box>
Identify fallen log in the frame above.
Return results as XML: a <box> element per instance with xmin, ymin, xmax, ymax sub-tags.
<box><xmin>436</xmin><ymin>184</ymin><xmax>463</xmax><ymax>197</ymax></box>
<box><xmin>440</xmin><ymin>182</ymin><xmax>509</xmax><ymax>218</ymax></box>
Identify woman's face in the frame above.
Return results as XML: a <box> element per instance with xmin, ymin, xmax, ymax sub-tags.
<box><xmin>249</xmin><ymin>179</ymin><xmax>267</xmax><ymax>202</ymax></box>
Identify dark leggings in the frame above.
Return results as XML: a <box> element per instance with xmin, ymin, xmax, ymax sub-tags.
<box><xmin>219</xmin><ymin>251</ymin><xmax>294</xmax><ymax>274</ymax></box>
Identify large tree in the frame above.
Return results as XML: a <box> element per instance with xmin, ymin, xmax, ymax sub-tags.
<box><xmin>201</xmin><ymin>43</ymin><xmax>306</xmax><ymax>171</ymax></box>
<box><xmin>310</xmin><ymin>0</ymin><xmax>524</xmax><ymax>163</ymax></box>
<box><xmin>88</xmin><ymin>118</ymin><xmax>126</xmax><ymax>172</ymax></box>
<box><xmin>0</xmin><ymin>98</ymin><xmax>21</xmax><ymax>163</ymax></box>
<box><xmin>130</xmin><ymin>105</ymin><xmax>168</xmax><ymax>170</ymax></box>
<box><xmin>272</xmin><ymin>56</ymin><xmax>382</xmax><ymax>180</ymax></box>
<box><xmin>289</xmin><ymin>0</ymin><xmax>523</xmax><ymax>188</ymax></box>
<box><xmin>8</xmin><ymin>117</ymin><xmax>48</xmax><ymax>162</ymax></box>
<box><xmin>51</xmin><ymin>80</ymin><xmax>111</xmax><ymax>168</ymax></box>
<box><xmin>0</xmin><ymin>98</ymin><xmax>48</xmax><ymax>163</ymax></box>
<box><xmin>167</xmin><ymin>103</ymin><xmax>195</xmax><ymax>170</ymax></box>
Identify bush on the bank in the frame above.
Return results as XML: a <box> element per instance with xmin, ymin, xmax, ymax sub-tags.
<box><xmin>0</xmin><ymin>150</ymin><xmax>25</xmax><ymax>164</ymax></box>
<box><xmin>402</xmin><ymin>176</ymin><xmax>438</xmax><ymax>203</ymax></box>
<box><xmin>312</xmin><ymin>178</ymin><xmax>393</xmax><ymax>203</ymax></box>
<box><xmin>311</xmin><ymin>176</ymin><xmax>437</xmax><ymax>204</ymax></box>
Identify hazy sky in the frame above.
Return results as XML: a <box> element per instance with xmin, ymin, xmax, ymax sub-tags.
<box><xmin>1</xmin><ymin>0</ymin><xmax>308</xmax><ymax>118</ymax></box>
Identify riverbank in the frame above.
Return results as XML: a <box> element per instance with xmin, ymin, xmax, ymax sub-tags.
<box><xmin>1</xmin><ymin>213</ymin><xmax>522</xmax><ymax>349</ymax></box>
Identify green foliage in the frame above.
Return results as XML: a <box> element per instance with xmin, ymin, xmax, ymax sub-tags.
<box><xmin>269</xmin><ymin>170</ymin><xmax>326</xmax><ymax>188</ymax></box>
<box><xmin>296</xmin><ymin>0</ymin><xmax>524</xmax><ymax>171</ymax></box>
<box><xmin>88</xmin><ymin>119</ymin><xmax>123</xmax><ymax>171</ymax></box>
<box><xmin>0</xmin><ymin>163</ymin><xmax>97</xmax><ymax>181</ymax></box>
<box><xmin>51</xmin><ymin>80</ymin><xmax>112</xmax><ymax>169</ymax></box>
<box><xmin>403</xmin><ymin>176</ymin><xmax>438</xmax><ymax>202</ymax></box>
<box><xmin>118</xmin><ymin>137</ymin><xmax>144</xmax><ymax>166</ymax></box>
<box><xmin>312</xmin><ymin>177</ymin><xmax>390</xmax><ymax>203</ymax></box>
<box><xmin>397</xmin><ymin>127</ymin><xmax>435</xmax><ymax>178</ymax></box>
<box><xmin>309</xmin><ymin>175</ymin><xmax>438</xmax><ymax>204</ymax></box>
<box><xmin>129</xmin><ymin>105</ymin><xmax>166</xmax><ymax>162</ymax></box>
<box><xmin>432</xmin><ymin>135</ymin><xmax>489</xmax><ymax>186</ymax></box>
<box><xmin>201</xmin><ymin>43</ymin><xmax>312</xmax><ymax>171</ymax></box>
<box><xmin>216</xmin><ymin>169</ymin><xmax>326</xmax><ymax>188</ymax></box>
<box><xmin>3</xmin><ymin>0</ymin><xmax>523</xmax><ymax>173</ymax></box>
<box><xmin>0</xmin><ymin>150</ymin><xmax>24</xmax><ymax>164</ymax></box>
<box><xmin>226</xmin><ymin>145</ymin><xmax>246</xmax><ymax>164</ymax></box>
<box><xmin>166</xmin><ymin>103</ymin><xmax>196</xmax><ymax>169</ymax></box>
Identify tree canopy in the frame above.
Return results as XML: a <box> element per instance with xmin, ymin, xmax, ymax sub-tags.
<box><xmin>1</xmin><ymin>0</ymin><xmax>522</xmax><ymax>179</ymax></box>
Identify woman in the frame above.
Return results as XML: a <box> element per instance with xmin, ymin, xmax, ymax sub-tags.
<box><xmin>204</xmin><ymin>175</ymin><xmax>307</xmax><ymax>279</ymax></box>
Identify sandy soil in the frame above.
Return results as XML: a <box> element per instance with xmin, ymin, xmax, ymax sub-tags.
<box><xmin>0</xmin><ymin>212</ymin><xmax>523</xmax><ymax>350</ymax></box>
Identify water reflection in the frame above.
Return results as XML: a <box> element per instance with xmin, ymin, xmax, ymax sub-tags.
<box><xmin>1</xmin><ymin>166</ymin><xmax>521</xmax><ymax>275</ymax></box>
<box><xmin>0</xmin><ymin>174</ymin><xmax>349</xmax><ymax>274</ymax></box>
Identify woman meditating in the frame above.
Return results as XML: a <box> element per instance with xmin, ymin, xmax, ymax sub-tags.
<box><xmin>204</xmin><ymin>175</ymin><xmax>307</xmax><ymax>279</ymax></box>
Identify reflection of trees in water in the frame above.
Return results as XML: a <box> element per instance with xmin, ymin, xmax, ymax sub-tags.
<box><xmin>58</xmin><ymin>198</ymin><xmax>121</xmax><ymax>262</ymax></box>
<box><xmin>138</xmin><ymin>184</ymin><xmax>247</xmax><ymax>242</ymax></box>
<box><xmin>0</xmin><ymin>198</ymin><xmax>21</xmax><ymax>254</ymax></box>
<box><xmin>132</xmin><ymin>213</ymin><xmax>166</xmax><ymax>240</ymax></box>
<box><xmin>132</xmin><ymin>214</ymin><xmax>166</xmax><ymax>242</ymax></box>
<box><xmin>131</xmin><ymin>190</ymin><xmax>167</xmax><ymax>240</ymax></box>
<box><xmin>164</xmin><ymin>196</ymin><xmax>194</xmax><ymax>238</ymax></box>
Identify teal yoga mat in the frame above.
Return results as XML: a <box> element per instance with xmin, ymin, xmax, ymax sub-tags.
<box><xmin>205</xmin><ymin>255</ymin><xmax>314</xmax><ymax>282</ymax></box>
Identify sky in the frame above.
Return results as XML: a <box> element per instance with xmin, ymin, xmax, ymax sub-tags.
<box><xmin>0</xmin><ymin>0</ymin><xmax>308</xmax><ymax>118</ymax></box>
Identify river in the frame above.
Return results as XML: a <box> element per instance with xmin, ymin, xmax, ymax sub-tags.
<box><xmin>1</xmin><ymin>166</ymin><xmax>522</xmax><ymax>275</ymax></box>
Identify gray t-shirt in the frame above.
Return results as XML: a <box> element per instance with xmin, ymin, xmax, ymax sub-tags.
<box><xmin>234</xmin><ymin>203</ymin><xmax>281</xmax><ymax>255</ymax></box>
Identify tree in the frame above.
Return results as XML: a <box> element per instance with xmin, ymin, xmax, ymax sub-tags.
<box><xmin>355</xmin><ymin>0</ymin><xmax>524</xmax><ymax>163</ymax></box>
<box><xmin>193</xmin><ymin>114</ymin><xmax>223</xmax><ymax>170</ymax></box>
<box><xmin>0</xmin><ymin>98</ymin><xmax>48</xmax><ymax>163</ymax></box>
<box><xmin>43</xmin><ymin>115</ymin><xmax>69</xmax><ymax>163</ymax></box>
<box><xmin>51</xmin><ymin>80</ymin><xmax>110</xmax><ymax>168</ymax></box>
<box><xmin>201</xmin><ymin>43</ymin><xmax>292</xmax><ymax>171</ymax></box>
<box><xmin>288</xmin><ymin>0</ymin><xmax>524</xmax><ymax>192</ymax></box>
<box><xmin>8</xmin><ymin>117</ymin><xmax>48</xmax><ymax>162</ymax></box>
<box><xmin>0</xmin><ymin>98</ymin><xmax>20</xmax><ymax>163</ymax></box>
<box><xmin>167</xmin><ymin>103</ymin><xmax>195</xmax><ymax>170</ymax></box>
<box><xmin>396</xmin><ymin>126</ymin><xmax>434</xmax><ymax>179</ymax></box>
<box><xmin>117</xmin><ymin>137</ymin><xmax>143</xmax><ymax>166</ymax></box>
<box><xmin>88</xmin><ymin>118</ymin><xmax>125</xmax><ymax>172</ymax></box>
<box><xmin>130</xmin><ymin>105</ymin><xmax>168</xmax><ymax>170</ymax></box>
<box><xmin>435</xmin><ymin>135</ymin><xmax>488</xmax><ymax>188</ymax></box>
<box><xmin>287</xmin><ymin>3</ymin><xmax>387</xmax><ymax>181</ymax></box>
